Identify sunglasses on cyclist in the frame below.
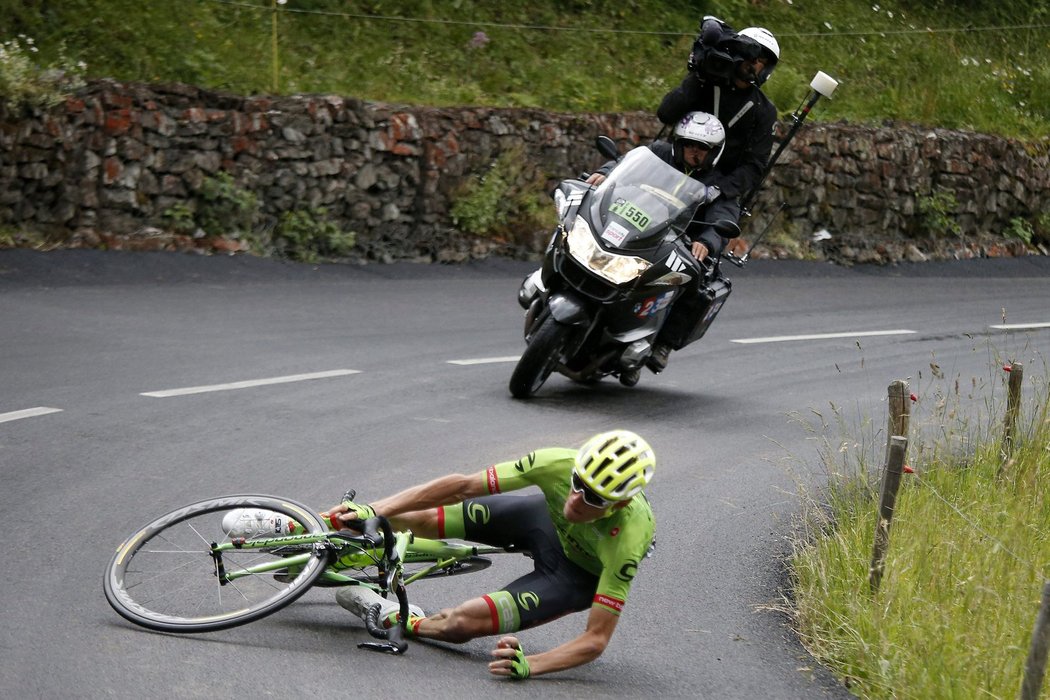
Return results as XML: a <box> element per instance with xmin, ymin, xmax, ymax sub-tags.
<box><xmin>571</xmin><ymin>472</ymin><xmax>611</xmax><ymax>509</ymax></box>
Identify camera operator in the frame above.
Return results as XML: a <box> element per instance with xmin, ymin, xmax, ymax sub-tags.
<box><xmin>646</xmin><ymin>17</ymin><xmax>779</xmax><ymax>373</ymax></box>
<box><xmin>657</xmin><ymin>17</ymin><xmax>780</xmax><ymax>244</ymax></box>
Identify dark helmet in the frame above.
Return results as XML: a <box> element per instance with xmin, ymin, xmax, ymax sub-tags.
<box><xmin>672</xmin><ymin>111</ymin><xmax>726</xmax><ymax>173</ymax></box>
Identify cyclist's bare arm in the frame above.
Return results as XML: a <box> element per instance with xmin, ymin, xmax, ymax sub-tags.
<box><xmin>489</xmin><ymin>606</ymin><xmax>620</xmax><ymax>677</ymax></box>
<box><xmin>324</xmin><ymin>471</ymin><xmax>490</xmax><ymax>533</ymax></box>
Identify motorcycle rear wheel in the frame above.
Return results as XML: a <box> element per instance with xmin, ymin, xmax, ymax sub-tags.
<box><xmin>509</xmin><ymin>316</ymin><xmax>573</xmax><ymax>398</ymax></box>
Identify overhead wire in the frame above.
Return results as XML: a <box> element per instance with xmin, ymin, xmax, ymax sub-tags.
<box><xmin>197</xmin><ymin>0</ymin><xmax>1050</xmax><ymax>39</ymax></box>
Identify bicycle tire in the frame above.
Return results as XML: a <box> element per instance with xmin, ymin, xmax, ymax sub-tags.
<box><xmin>104</xmin><ymin>495</ymin><xmax>328</xmax><ymax>633</ymax></box>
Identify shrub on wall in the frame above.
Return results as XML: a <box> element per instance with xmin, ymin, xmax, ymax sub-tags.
<box><xmin>0</xmin><ymin>36</ymin><xmax>85</xmax><ymax>112</ymax></box>
<box><xmin>450</xmin><ymin>145</ymin><xmax>556</xmax><ymax>248</ymax></box>
<box><xmin>161</xmin><ymin>171</ymin><xmax>260</xmax><ymax>240</ymax></box>
<box><xmin>274</xmin><ymin>208</ymin><xmax>356</xmax><ymax>263</ymax></box>
<box><xmin>917</xmin><ymin>188</ymin><xmax>962</xmax><ymax>238</ymax></box>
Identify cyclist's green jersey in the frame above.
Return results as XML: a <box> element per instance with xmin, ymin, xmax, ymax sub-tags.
<box><xmin>484</xmin><ymin>448</ymin><xmax>655</xmax><ymax>615</ymax></box>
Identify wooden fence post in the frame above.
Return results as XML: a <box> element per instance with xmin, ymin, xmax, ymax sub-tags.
<box><xmin>1001</xmin><ymin>361</ymin><xmax>1024</xmax><ymax>464</ymax></box>
<box><xmin>1020</xmin><ymin>581</ymin><xmax>1050</xmax><ymax>700</ymax></box>
<box><xmin>886</xmin><ymin>380</ymin><xmax>910</xmax><ymax>465</ymax></box>
<box><xmin>869</xmin><ymin>435</ymin><xmax>908</xmax><ymax>594</ymax></box>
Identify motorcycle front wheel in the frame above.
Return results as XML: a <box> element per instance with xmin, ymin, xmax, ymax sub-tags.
<box><xmin>509</xmin><ymin>315</ymin><xmax>573</xmax><ymax>399</ymax></box>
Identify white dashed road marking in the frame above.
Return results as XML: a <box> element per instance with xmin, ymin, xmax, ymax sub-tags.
<box><xmin>0</xmin><ymin>407</ymin><xmax>63</xmax><ymax>424</ymax></box>
<box><xmin>141</xmin><ymin>369</ymin><xmax>361</xmax><ymax>397</ymax></box>
<box><xmin>447</xmin><ymin>356</ymin><xmax>521</xmax><ymax>366</ymax></box>
<box><xmin>989</xmin><ymin>322</ymin><xmax>1050</xmax><ymax>330</ymax></box>
<box><xmin>730</xmin><ymin>329</ymin><xmax>917</xmax><ymax>345</ymax></box>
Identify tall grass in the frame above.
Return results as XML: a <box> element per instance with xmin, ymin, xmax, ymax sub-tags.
<box><xmin>790</xmin><ymin>354</ymin><xmax>1050</xmax><ymax>698</ymax></box>
<box><xmin>1</xmin><ymin>0</ymin><xmax>1047</xmax><ymax>137</ymax></box>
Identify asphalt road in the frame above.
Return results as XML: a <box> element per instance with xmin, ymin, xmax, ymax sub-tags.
<box><xmin>2</xmin><ymin>250</ymin><xmax>1048</xmax><ymax>698</ymax></box>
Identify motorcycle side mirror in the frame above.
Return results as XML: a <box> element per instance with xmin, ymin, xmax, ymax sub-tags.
<box><xmin>595</xmin><ymin>135</ymin><xmax>619</xmax><ymax>160</ymax></box>
<box><xmin>711</xmin><ymin>219</ymin><xmax>741</xmax><ymax>238</ymax></box>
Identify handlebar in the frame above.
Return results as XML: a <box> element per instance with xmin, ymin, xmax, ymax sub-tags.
<box><xmin>359</xmin><ymin>587</ymin><xmax>409</xmax><ymax>655</ymax></box>
<box><xmin>334</xmin><ymin>488</ymin><xmax>410</xmax><ymax>655</ymax></box>
<box><xmin>329</xmin><ymin>515</ymin><xmax>395</xmax><ymax>562</ymax></box>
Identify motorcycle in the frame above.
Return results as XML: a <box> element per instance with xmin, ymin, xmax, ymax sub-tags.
<box><xmin>509</xmin><ymin>137</ymin><xmax>739</xmax><ymax>399</ymax></box>
<box><xmin>509</xmin><ymin>70</ymin><xmax>840</xmax><ymax>399</ymax></box>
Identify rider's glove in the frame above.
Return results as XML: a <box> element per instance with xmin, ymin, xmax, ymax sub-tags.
<box><xmin>704</xmin><ymin>185</ymin><xmax>722</xmax><ymax>204</ymax></box>
<box><xmin>508</xmin><ymin>643</ymin><xmax>531</xmax><ymax>680</ymax></box>
<box><xmin>341</xmin><ymin>500</ymin><xmax>377</xmax><ymax>522</ymax></box>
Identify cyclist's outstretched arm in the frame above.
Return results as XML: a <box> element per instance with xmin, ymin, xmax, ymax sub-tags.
<box><xmin>489</xmin><ymin>606</ymin><xmax>620</xmax><ymax>678</ymax></box>
<box><xmin>326</xmin><ymin>471</ymin><xmax>489</xmax><ymax>532</ymax></box>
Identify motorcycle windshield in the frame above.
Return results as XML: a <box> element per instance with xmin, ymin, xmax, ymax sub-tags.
<box><xmin>588</xmin><ymin>147</ymin><xmax>710</xmax><ymax>251</ymax></box>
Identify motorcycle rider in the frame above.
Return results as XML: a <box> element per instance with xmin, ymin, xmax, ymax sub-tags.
<box><xmin>585</xmin><ymin>111</ymin><xmax>733</xmax><ymax>383</ymax></box>
<box><xmin>650</xmin><ymin>17</ymin><xmax>780</xmax><ymax>371</ymax></box>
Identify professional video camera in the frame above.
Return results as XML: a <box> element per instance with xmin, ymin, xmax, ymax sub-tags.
<box><xmin>686</xmin><ymin>16</ymin><xmax>762</xmax><ymax>85</ymax></box>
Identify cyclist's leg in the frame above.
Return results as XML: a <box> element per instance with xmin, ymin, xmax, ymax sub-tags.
<box><xmin>409</xmin><ymin>494</ymin><xmax>598</xmax><ymax>643</ymax></box>
<box><xmin>411</xmin><ymin>554</ymin><xmax>597</xmax><ymax>643</ymax></box>
<box><xmin>389</xmin><ymin>492</ymin><xmax>548</xmax><ymax>545</ymax></box>
<box><xmin>439</xmin><ymin>492</ymin><xmax>547</xmax><ymax>548</ymax></box>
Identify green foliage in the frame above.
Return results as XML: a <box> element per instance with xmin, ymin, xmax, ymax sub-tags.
<box><xmin>1036</xmin><ymin>212</ymin><xmax>1050</xmax><ymax>245</ymax></box>
<box><xmin>274</xmin><ymin>208</ymin><xmax>356</xmax><ymax>263</ymax></box>
<box><xmin>0</xmin><ymin>35</ymin><xmax>85</xmax><ymax>111</ymax></box>
<box><xmin>0</xmin><ymin>224</ymin><xmax>53</xmax><ymax>249</ymax></box>
<box><xmin>450</xmin><ymin>146</ymin><xmax>556</xmax><ymax>244</ymax></box>
<box><xmin>0</xmin><ymin>0</ymin><xmax>1046</xmax><ymax>137</ymax></box>
<box><xmin>160</xmin><ymin>202</ymin><xmax>196</xmax><ymax>236</ymax></box>
<box><xmin>160</xmin><ymin>171</ymin><xmax>259</xmax><ymax>241</ymax></box>
<box><xmin>1005</xmin><ymin>217</ymin><xmax>1034</xmax><ymax>244</ymax></box>
<box><xmin>917</xmin><ymin>188</ymin><xmax>962</xmax><ymax>237</ymax></box>
<box><xmin>159</xmin><ymin>174</ymin><xmax>355</xmax><ymax>261</ymax></box>
<box><xmin>196</xmin><ymin>172</ymin><xmax>261</xmax><ymax>237</ymax></box>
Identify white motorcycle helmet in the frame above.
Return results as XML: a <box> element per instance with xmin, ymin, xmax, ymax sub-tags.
<box><xmin>672</xmin><ymin>111</ymin><xmax>726</xmax><ymax>173</ymax></box>
<box><xmin>738</xmin><ymin>27</ymin><xmax>780</xmax><ymax>86</ymax></box>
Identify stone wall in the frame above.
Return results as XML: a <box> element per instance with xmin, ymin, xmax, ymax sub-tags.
<box><xmin>1</xmin><ymin>79</ymin><xmax>1047</xmax><ymax>264</ymax></box>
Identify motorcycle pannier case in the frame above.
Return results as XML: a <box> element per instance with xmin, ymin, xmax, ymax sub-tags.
<box><xmin>666</xmin><ymin>277</ymin><xmax>732</xmax><ymax>349</ymax></box>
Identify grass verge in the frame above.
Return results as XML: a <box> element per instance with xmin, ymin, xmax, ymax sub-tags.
<box><xmin>788</xmin><ymin>355</ymin><xmax>1050</xmax><ymax>697</ymax></box>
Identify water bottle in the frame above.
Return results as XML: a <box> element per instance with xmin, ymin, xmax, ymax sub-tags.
<box><xmin>222</xmin><ymin>508</ymin><xmax>340</xmax><ymax>539</ymax></box>
<box><xmin>222</xmin><ymin>508</ymin><xmax>302</xmax><ymax>539</ymax></box>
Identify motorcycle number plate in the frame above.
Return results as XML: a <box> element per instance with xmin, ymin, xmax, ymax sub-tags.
<box><xmin>609</xmin><ymin>199</ymin><xmax>651</xmax><ymax>231</ymax></box>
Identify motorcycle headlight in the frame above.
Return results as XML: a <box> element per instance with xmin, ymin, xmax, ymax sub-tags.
<box><xmin>566</xmin><ymin>216</ymin><xmax>650</xmax><ymax>285</ymax></box>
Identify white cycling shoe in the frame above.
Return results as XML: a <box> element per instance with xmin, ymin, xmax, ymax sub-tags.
<box><xmin>336</xmin><ymin>586</ymin><xmax>424</xmax><ymax>623</ymax></box>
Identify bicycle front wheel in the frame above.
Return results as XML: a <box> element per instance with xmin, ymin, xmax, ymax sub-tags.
<box><xmin>104</xmin><ymin>495</ymin><xmax>328</xmax><ymax>633</ymax></box>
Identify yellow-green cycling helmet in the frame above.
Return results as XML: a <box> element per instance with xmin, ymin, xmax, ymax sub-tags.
<box><xmin>574</xmin><ymin>430</ymin><xmax>655</xmax><ymax>502</ymax></box>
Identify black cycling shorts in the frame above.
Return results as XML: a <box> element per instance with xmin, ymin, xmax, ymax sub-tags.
<box><xmin>452</xmin><ymin>493</ymin><xmax>598</xmax><ymax>632</ymax></box>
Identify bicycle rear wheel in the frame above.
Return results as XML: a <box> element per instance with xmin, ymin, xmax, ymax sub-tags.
<box><xmin>104</xmin><ymin>495</ymin><xmax>328</xmax><ymax>633</ymax></box>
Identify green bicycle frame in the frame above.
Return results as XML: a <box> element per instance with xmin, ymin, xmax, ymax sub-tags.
<box><xmin>212</xmin><ymin>531</ymin><xmax>500</xmax><ymax>590</ymax></box>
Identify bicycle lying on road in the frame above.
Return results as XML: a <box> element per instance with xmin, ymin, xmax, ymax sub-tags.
<box><xmin>104</xmin><ymin>491</ymin><xmax>510</xmax><ymax>654</ymax></box>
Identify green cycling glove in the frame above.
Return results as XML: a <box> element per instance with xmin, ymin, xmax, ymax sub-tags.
<box><xmin>341</xmin><ymin>500</ymin><xmax>376</xmax><ymax>522</ymax></box>
<box><xmin>509</xmin><ymin>644</ymin><xmax>530</xmax><ymax>680</ymax></box>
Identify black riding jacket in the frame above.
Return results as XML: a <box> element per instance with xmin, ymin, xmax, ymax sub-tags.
<box><xmin>657</xmin><ymin>73</ymin><xmax>777</xmax><ymax>202</ymax></box>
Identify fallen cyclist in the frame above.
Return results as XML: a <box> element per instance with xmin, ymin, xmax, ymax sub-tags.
<box><xmin>324</xmin><ymin>429</ymin><xmax>656</xmax><ymax>679</ymax></box>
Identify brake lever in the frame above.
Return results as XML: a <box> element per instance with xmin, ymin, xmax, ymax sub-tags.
<box><xmin>357</xmin><ymin>638</ymin><xmax>408</xmax><ymax>655</ymax></box>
